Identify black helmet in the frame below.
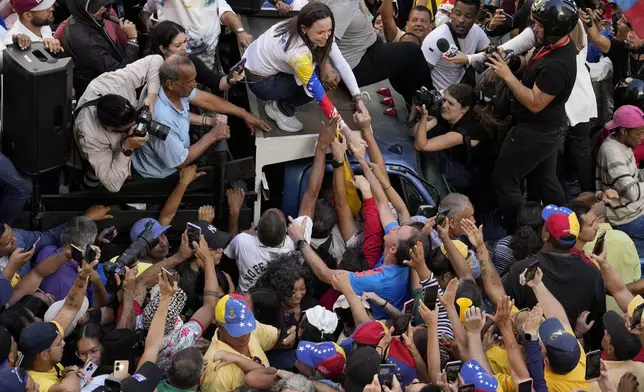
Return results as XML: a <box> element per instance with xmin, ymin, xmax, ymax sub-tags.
<box><xmin>531</xmin><ymin>0</ymin><xmax>579</xmax><ymax>44</ymax></box>
<box><xmin>615</xmin><ymin>75</ymin><xmax>644</xmax><ymax>110</ymax></box>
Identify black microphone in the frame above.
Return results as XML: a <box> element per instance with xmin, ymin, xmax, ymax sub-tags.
<box><xmin>102</xmin><ymin>12</ymin><xmax>120</xmax><ymax>24</ymax></box>
<box><xmin>436</xmin><ymin>38</ymin><xmax>450</xmax><ymax>53</ymax></box>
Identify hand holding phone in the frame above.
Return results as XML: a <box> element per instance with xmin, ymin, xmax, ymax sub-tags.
<box><xmin>592</xmin><ymin>231</ymin><xmax>606</xmax><ymax>256</ymax></box>
<box><xmin>423</xmin><ymin>285</ymin><xmax>439</xmax><ymax>311</ymax></box>
<box><xmin>71</xmin><ymin>245</ymin><xmax>84</xmax><ymax>263</ymax></box>
<box><xmin>80</xmin><ymin>361</ymin><xmax>98</xmax><ymax>388</ymax></box>
<box><xmin>378</xmin><ymin>364</ymin><xmax>396</xmax><ymax>388</ymax></box>
<box><xmin>445</xmin><ymin>361</ymin><xmax>462</xmax><ymax>383</ymax></box>
<box><xmin>186</xmin><ymin>222</ymin><xmax>202</xmax><ymax>249</ymax></box>
<box><xmin>517</xmin><ymin>379</ymin><xmax>533</xmax><ymax>392</ymax></box>
<box><xmin>392</xmin><ymin>314</ymin><xmax>412</xmax><ymax>336</ymax></box>
<box><xmin>436</xmin><ymin>210</ymin><xmax>450</xmax><ymax>227</ymax></box>
<box><xmin>524</xmin><ymin>260</ymin><xmax>539</xmax><ymax>283</ymax></box>
<box><xmin>631</xmin><ymin>303</ymin><xmax>644</xmax><ymax>330</ymax></box>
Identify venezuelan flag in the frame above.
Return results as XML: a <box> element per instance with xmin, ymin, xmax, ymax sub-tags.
<box><xmin>615</xmin><ymin>0</ymin><xmax>644</xmax><ymax>38</ymax></box>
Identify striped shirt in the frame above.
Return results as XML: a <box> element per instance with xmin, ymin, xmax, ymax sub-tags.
<box><xmin>492</xmin><ymin>235</ymin><xmax>516</xmax><ymax>280</ymax></box>
<box><xmin>596</xmin><ymin>136</ymin><xmax>644</xmax><ymax>226</ymax></box>
<box><xmin>420</xmin><ymin>274</ymin><xmax>454</xmax><ymax>364</ymax></box>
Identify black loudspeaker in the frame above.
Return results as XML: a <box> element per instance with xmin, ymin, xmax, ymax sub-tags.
<box><xmin>227</xmin><ymin>0</ymin><xmax>263</xmax><ymax>14</ymax></box>
<box><xmin>2</xmin><ymin>43</ymin><xmax>73</xmax><ymax>175</ymax></box>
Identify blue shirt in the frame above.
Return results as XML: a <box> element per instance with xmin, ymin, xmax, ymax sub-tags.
<box><xmin>13</xmin><ymin>224</ymin><xmax>65</xmax><ymax>276</ymax></box>
<box><xmin>587</xmin><ymin>28</ymin><xmax>612</xmax><ymax>63</ymax></box>
<box><xmin>133</xmin><ymin>88</ymin><xmax>196</xmax><ymax>178</ymax></box>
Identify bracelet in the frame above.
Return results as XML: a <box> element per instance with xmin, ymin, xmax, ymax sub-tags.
<box><xmin>383</xmin><ymin>301</ymin><xmax>388</xmax><ymax>307</ymax></box>
<box><xmin>204</xmin><ymin>290</ymin><xmax>220</xmax><ymax>298</ymax></box>
<box><xmin>383</xmin><ymin>185</ymin><xmax>392</xmax><ymax>191</ymax></box>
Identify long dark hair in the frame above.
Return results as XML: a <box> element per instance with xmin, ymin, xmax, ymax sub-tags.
<box><xmin>446</xmin><ymin>83</ymin><xmax>499</xmax><ymax>129</ymax></box>
<box><xmin>274</xmin><ymin>2</ymin><xmax>335</xmax><ymax>67</ymax></box>
<box><xmin>146</xmin><ymin>20</ymin><xmax>185</xmax><ymax>57</ymax></box>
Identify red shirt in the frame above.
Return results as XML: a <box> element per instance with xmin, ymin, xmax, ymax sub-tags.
<box><xmin>570</xmin><ymin>246</ymin><xmax>595</xmax><ymax>267</ymax></box>
<box><xmin>362</xmin><ymin>197</ymin><xmax>384</xmax><ymax>269</ymax></box>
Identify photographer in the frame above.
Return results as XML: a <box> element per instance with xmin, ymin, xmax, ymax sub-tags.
<box><xmin>487</xmin><ymin>0</ymin><xmax>579</xmax><ymax>232</ymax></box>
<box><xmin>72</xmin><ymin>55</ymin><xmax>164</xmax><ymax>193</ymax></box>
<box><xmin>133</xmin><ymin>55</ymin><xmax>270</xmax><ymax>179</ymax></box>
<box><xmin>412</xmin><ymin>83</ymin><xmax>490</xmax><ymax>192</ymax></box>
<box><xmin>580</xmin><ymin>9</ymin><xmax>643</xmax><ymax>92</ymax></box>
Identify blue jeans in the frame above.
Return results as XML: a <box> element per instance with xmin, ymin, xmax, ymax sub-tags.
<box><xmin>0</xmin><ymin>153</ymin><xmax>31</xmax><ymax>225</ymax></box>
<box><xmin>615</xmin><ymin>216</ymin><xmax>644</xmax><ymax>257</ymax></box>
<box><xmin>246</xmin><ymin>72</ymin><xmax>313</xmax><ymax>117</ymax></box>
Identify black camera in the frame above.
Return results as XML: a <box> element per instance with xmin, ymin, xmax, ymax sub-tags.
<box><xmin>412</xmin><ymin>86</ymin><xmax>443</xmax><ymax>117</ymax></box>
<box><xmin>104</xmin><ymin>220</ymin><xmax>160</xmax><ymax>292</ymax></box>
<box><xmin>133</xmin><ymin>105</ymin><xmax>170</xmax><ymax>141</ymax></box>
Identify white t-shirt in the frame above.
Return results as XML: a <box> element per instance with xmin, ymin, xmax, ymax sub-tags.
<box><xmin>565</xmin><ymin>21</ymin><xmax>597</xmax><ymax>126</ymax></box>
<box><xmin>243</xmin><ymin>22</ymin><xmax>360</xmax><ymax>96</ymax></box>
<box><xmin>3</xmin><ymin>19</ymin><xmax>52</xmax><ymax>45</ymax></box>
<box><xmin>157</xmin><ymin>0</ymin><xmax>234</xmax><ymax>53</ymax></box>
<box><xmin>421</xmin><ymin>23</ymin><xmax>489</xmax><ymax>92</ymax></box>
<box><xmin>224</xmin><ymin>216</ymin><xmax>313</xmax><ymax>293</ymax></box>
<box><xmin>309</xmin><ymin>225</ymin><xmax>363</xmax><ymax>265</ymax></box>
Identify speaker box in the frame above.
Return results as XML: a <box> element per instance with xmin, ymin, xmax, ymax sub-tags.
<box><xmin>2</xmin><ymin>43</ymin><xmax>74</xmax><ymax>176</ymax></box>
<box><xmin>227</xmin><ymin>0</ymin><xmax>263</xmax><ymax>14</ymax></box>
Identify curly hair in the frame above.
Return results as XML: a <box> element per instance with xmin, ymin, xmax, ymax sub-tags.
<box><xmin>256</xmin><ymin>252</ymin><xmax>310</xmax><ymax>305</ymax></box>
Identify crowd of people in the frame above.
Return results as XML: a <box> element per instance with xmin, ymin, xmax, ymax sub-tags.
<box><xmin>0</xmin><ymin>0</ymin><xmax>642</xmax><ymax>390</ymax></box>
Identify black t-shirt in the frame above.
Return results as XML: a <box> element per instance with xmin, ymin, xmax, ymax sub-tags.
<box><xmin>606</xmin><ymin>38</ymin><xmax>644</xmax><ymax>85</ymax></box>
<box><xmin>190</xmin><ymin>54</ymin><xmax>226</xmax><ymax>96</ymax></box>
<box><xmin>511</xmin><ymin>41</ymin><xmax>577</xmax><ymax>131</ymax></box>
<box><xmin>431</xmin><ymin>114</ymin><xmax>486</xmax><ymax>164</ymax></box>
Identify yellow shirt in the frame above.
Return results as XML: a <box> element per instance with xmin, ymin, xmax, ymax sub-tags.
<box><xmin>393</xmin><ymin>28</ymin><xmax>405</xmax><ymax>42</ymax></box>
<box><xmin>544</xmin><ymin>328</ymin><xmax>588</xmax><ymax>392</ymax></box>
<box><xmin>486</xmin><ymin>345</ymin><xmax>515</xmax><ymax>392</ymax></box>
<box><xmin>201</xmin><ymin>322</ymin><xmax>279</xmax><ymax>392</ymax></box>
<box><xmin>29</xmin><ymin>364</ymin><xmax>64</xmax><ymax>392</ymax></box>
<box><xmin>584</xmin><ymin>223</ymin><xmax>641</xmax><ymax>313</ymax></box>
<box><xmin>588</xmin><ymin>360</ymin><xmax>644</xmax><ymax>392</ymax></box>
<box><xmin>108</xmin><ymin>256</ymin><xmax>152</xmax><ymax>276</ymax></box>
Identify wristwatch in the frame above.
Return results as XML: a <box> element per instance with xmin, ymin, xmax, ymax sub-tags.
<box><xmin>595</xmin><ymin>190</ymin><xmax>604</xmax><ymax>201</ymax></box>
<box><xmin>295</xmin><ymin>239</ymin><xmax>306</xmax><ymax>251</ymax></box>
<box><xmin>331</xmin><ymin>160</ymin><xmax>344</xmax><ymax>169</ymax></box>
<box><xmin>524</xmin><ymin>333</ymin><xmax>539</xmax><ymax>342</ymax></box>
<box><xmin>120</xmin><ymin>145</ymin><xmax>133</xmax><ymax>157</ymax></box>
<box><xmin>235</xmin><ymin>28</ymin><xmax>246</xmax><ymax>34</ymax></box>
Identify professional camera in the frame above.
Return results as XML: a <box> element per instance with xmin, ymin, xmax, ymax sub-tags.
<box><xmin>412</xmin><ymin>87</ymin><xmax>443</xmax><ymax>117</ymax></box>
<box><xmin>133</xmin><ymin>105</ymin><xmax>170</xmax><ymax>141</ymax></box>
<box><xmin>104</xmin><ymin>220</ymin><xmax>160</xmax><ymax>292</ymax></box>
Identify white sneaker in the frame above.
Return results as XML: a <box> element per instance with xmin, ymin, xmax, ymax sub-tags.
<box><xmin>264</xmin><ymin>101</ymin><xmax>303</xmax><ymax>133</ymax></box>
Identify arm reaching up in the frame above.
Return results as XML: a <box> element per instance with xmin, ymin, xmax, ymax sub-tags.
<box><xmin>520</xmin><ymin>267</ymin><xmax>570</xmax><ymax>329</ymax></box>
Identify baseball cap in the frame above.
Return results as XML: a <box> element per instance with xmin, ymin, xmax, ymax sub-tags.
<box><xmin>121</xmin><ymin>361</ymin><xmax>164</xmax><ymax>392</ymax></box>
<box><xmin>87</xmin><ymin>0</ymin><xmax>114</xmax><ymax>13</ymax></box>
<box><xmin>18</xmin><ymin>322</ymin><xmax>60</xmax><ymax>369</ymax></box>
<box><xmin>130</xmin><ymin>218</ymin><xmax>170</xmax><ymax>242</ymax></box>
<box><xmin>606</xmin><ymin>105</ymin><xmax>644</xmax><ymax>130</ymax></box>
<box><xmin>11</xmin><ymin>0</ymin><xmax>55</xmax><ymax>13</ymax></box>
<box><xmin>215</xmin><ymin>295</ymin><xmax>257</xmax><ymax>337</ymax></box>
<box><xmin>342</xmin><ymin>346</ymin><xmax>381</xmax><ymax>392</ymax></box>
<box><xmin>627</xmin><ymin>295</ymin><xmax>644</xmax><ymax>319</ymax></box>
<box><xmin>353</xmin><ymin>320</ymin><xmax>387</xmax><ymax>345</ymax></box>
<box><xmin>542</xmin><ymin>205</ymin><xmax>580</xmax><ymax>245</ymax></box>
<box><xmin>44</xmin><ymin>297</ymin><xmax>89</xmax><ymax>338</ymax></box>
<box><xmin>0</xmin><ymin>367</ymin><xmax>29</xmax><ymax>392</ymax></box>
<box><xmin>190</xmin><ymin>221</ymin><xmax>231</xmax><ymax>250</ymax></box>
<box><xmin>538</xmin><ymin>318</ymin><xmax>581</xmax><ymax>374</ymax></box>
<box><xmin>460</xmin><ymin>360</ymin><xmax>499</xmax><ymax>391</ymax></box>
<box><xmin>296</xmin><ymin>341</ymin><xmax>346</xmax><ymax>379</ymax></box>
<box><xmin>603</xmin><ymin>310</ymin><xmax>641</xmax><ymax>360</ymax></box>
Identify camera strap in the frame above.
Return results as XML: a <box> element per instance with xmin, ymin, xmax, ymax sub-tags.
<box><xmin>447</xmin><ymin>23</ymin><xmax>476</xmax><ymax>86</ymax></box>
<box><xmin>72</xmin><ymin>98</ymin><xmax>101</xmax><ymax>123</ymax></box>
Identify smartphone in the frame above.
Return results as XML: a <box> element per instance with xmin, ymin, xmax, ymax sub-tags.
<box><xmin>103</xmin><ymin>228</ymin><xmax>116</xmax><ymax>243</ymax></box>
<box><xmin>631</xmin><ymin>303</ymin><xmax>644</xmax><ymax>329</ymax></box>
<box><xmin>31</xmin><ymin>237</ymin><xmax>40</xmax><ymax>250</ymax></box>
<box><xmin>104</xmin><ymin>379</ymin><xmax>121</xmax><ymax>392</ymax></box>
<box><xmin>71</xmin><ymin>244</ymin><xmax>83</xmax><ymax>263</ymax></box>
<box><xmin>279</xmin><ymin>312</ymin><xmax>296</xmax><ymax>341</ymax></box>
<box><xmin>113</xmin><ymin>360</ymin><xmax>130</xmax><ymax>379</ymax></box>
<box><xmin>403</xmin><ymin>299</ymin><xmax>415</xmax><ymax>315</ymax></box>
<box><xmin>592</xmin><ymin>231</ymin><xmax>606</xmax><ymax>256</ymax></box>
<box><xmin>85</xmin><ymin>246</ymin><xmax>97</xmax><ymax>263</ymax></box>
<box><xmin>458</xmin><ymin>384</ymin><xmax>475</xmax><ymax>392</ymax></box>
<box><xmin>524</xmin><ymin>260</ymin><xmax>540</xmax><ymax>282</ymax></box>
<box><xmin>585</xmin><ymin>350</ymin><xmax>601</xmax><ymax>380</ymax></box>
<box><xmin>518</xmin><ymin>379</ymin><xmax>533</xmax><ymax>392</ymax></box>
<box><xmin>161</xmin><ymin>267</ymin><xmax>174</xmax><ymax>279</ymax></box>
<box><xmin>186</xmin><ymin>222</ymin><xmax>202</xmax><ymax>248</ymax></box>
<box><xmin>423</xmin><ymin>285</ymin><xmax>439</xmax><ymax>311</ymax></box>
<box><xmin>436</xmin><ymin>209</ymin><xmax>450</xmax><ymax>226</ymax></box>
<box><xmin>80</xmin><ymin>361</ymin><xmax>98</xmax><ymax>388</ymax></box>
<box><xmin>392</xmin><ymin>314</ymin><xmax>412</xmax><ymax>336</ymax></box>
<box><xmin>378</xmin><ymin>364</ymin><xmax>396</xmax><ymax>388</ymax></box>
<box><xmin>230</xmin><ymin>58</ymin><xmax>247</xmax><ymax>74</ymax></box>
<box><xmin>445</xmin><ymin>360</ymin><xmax>462</xmax><ymax>383</ymax></box>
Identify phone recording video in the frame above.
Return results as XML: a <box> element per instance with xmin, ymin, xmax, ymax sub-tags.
<box><xmin>392</xmin><ymin>314</ymin><xmax>412</xmax><ymax>336</ymax></box>
<box><xmin>186</xmin><ymin>222</ymin><xmax>202</xmax><ymax>248</ymax></box>
<box><xmin>585</xmin><ymin>350</ymin><xmax>601</xmax><ymax>380</ymax></box>
<box><xmin>592</xmin><ymin>231</ymin><xmax>606</xmax><ymax>256</ymax></box>
<box><xmin>524</xmin><ymin>260</ymin><xmax>539</xmax><ymax>282</ymax></box>
<box><xmin>71</xmin><ymin>245</ymin><xmax>83</xmax><ymax>263</ymax></box>
<box><xmin>378</xmin><ymin>364</ymin><xmax>396</xmax><ymax>388</ymax></box>
<box><xmin>423</xmin><ymin>285</ymin><xmax>439</xmax><ymax>311</ymax></box>
<box><xmin>632</xmin><ymin>303</ymin><xmax>644</xmax><ymax>330</ymax></box>
<box><xmin>445</xmin><ymin>360</ymin><xmax>462</xmax><ymax>383</ymax></box>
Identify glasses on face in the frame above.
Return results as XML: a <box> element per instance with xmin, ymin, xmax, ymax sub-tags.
<box><xmin>77</xmin><ymin>345</ymin><xmax>101</xmax><ymax>360</ymax></box>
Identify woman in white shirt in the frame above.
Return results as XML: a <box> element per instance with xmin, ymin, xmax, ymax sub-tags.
<box><xmin>243</xmin><ymin>2</ymin><xmax>367</xmax><ymax>133</ymax></box>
